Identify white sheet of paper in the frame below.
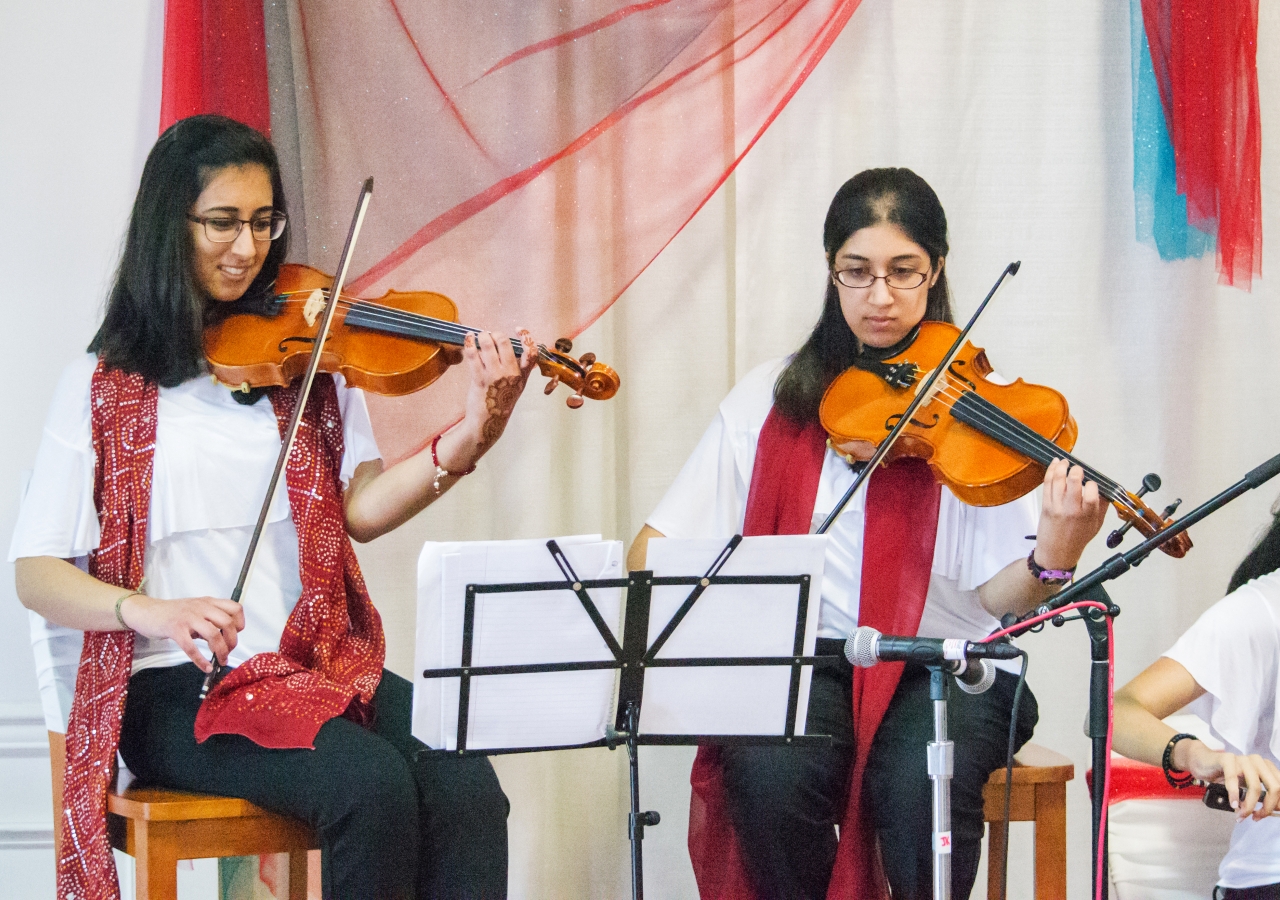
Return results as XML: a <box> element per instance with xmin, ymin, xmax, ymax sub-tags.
<box><xmin>412</xmin><ymin>536</ymin><xmax>625</xmax><ymax>751</ymax></box>
<box><xmin>640</xmin><ymin>535</ymin><xmax>826</xmax><ymax>736</ymax></box>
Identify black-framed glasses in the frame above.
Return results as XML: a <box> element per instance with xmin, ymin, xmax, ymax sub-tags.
<box><xmin>833</xmin><ymin>267</ymin><xmax>928</xmax><ymax>290</ymax></box>
<box><xmin>188</xmin><ymin>212</ymin><xmax>288</xmax><ymax>243</ymax></box>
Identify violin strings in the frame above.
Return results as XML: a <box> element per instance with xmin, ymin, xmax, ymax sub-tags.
<box><xmin>900</xmin><ymin>376</ymin><xmax>1138</xmax><ymax>513</ymax></box>
<box><xmin>926</xmin><ymin>381</ymin><xmax>1128</xmax><ymax>498</ymax></box>
<box><xmin>272</xmin><ymin>291</ymin><xmax>559</xmax><ymax>363</ymax></box>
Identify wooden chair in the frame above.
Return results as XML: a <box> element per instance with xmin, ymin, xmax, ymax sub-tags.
<box><xmin>49</xmin><ymin>731</ymin><xmax>318</xmax><ymax>900</ymax></box>
<box><xmin>982</xmin><ymin>742</ymin><xmax>1074</xmax><ymax>900</ymax></box>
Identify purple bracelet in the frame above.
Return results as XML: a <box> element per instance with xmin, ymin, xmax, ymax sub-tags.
<box><xmin>1027</xmin><ymin>550</ymin><xmax>1075</xmax><ymax>585</ymax></box>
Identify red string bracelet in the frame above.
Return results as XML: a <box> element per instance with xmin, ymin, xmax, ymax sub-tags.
<box><xmin>431</xmin><ymin>433</ymin><xmax>477</xmax><ymax>492</ymax></box>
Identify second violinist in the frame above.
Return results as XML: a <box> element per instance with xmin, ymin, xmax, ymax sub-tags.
<box><xmin>627</xmin><ymin>168</ymin><xmax>1108</xmax><ymax>900</ymax></box>
<box><xmin>12</xmin><ymin>115</ymin><xmax>523</xmax><ymax>900</ymax></box>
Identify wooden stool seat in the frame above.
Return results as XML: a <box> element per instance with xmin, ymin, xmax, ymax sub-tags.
<box><xmin>982</xmin><ymin>743</ymin><xmax>1074</xmax><ymax>900</ymax></box>
<box><xmin>50</xmin><ymin>731</ymin><xmax>318</xmax><ymax>900</ymax></box>
<box><xmin>106</xmin><ymin>785</ymin><xmax>317</xmax><ymax>900</ymax></box>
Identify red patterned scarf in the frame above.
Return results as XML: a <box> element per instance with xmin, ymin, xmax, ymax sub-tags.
<box><xmin>57</xmin><ymin>363</ymin><xmax>384</xmax><ymax>900</ymax></box>
<box><xmin>686</xmin><ymin>408</ymin><xmax>940</xmax><ymax>900</ymax></box>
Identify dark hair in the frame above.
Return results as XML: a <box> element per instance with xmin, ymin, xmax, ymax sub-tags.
<box><xmin>88</xmin><ymin>114</ymin><xmax>287</xmax><ymax>387</ymax></box>
<box><xmin>773</xmin><ymin>168</ymin><xmax>953</xmax><ymax>423</ymax></box>
<box><xmin>1227</xmin><ymin>500</ymin><xmax>1280</xmax><ymax>593</ymax></box>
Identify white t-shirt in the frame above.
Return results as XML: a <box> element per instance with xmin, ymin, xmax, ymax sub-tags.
<box><xmin>646</xmin><ymin>358</ymin><xmax>1038</xmax><ymax>654</ymax></box>
<box><xmin>1165</xmin><ymin>571</ymin><xmax>1280</xmax><ymax>889</ymax></box>
<box><xmin>9</xmin><ymin>353</ymin><xmax>382</xmax><ymax>675</ymax></box>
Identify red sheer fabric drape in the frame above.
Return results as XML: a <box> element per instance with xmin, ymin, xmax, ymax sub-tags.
<box><xmin>1139</xmin><ymin>0</ymin><xmax>1262</xmax><ymax>287</ymax></box>
<box><xmin>160</xmin><ymin>0</ymin><xmax>270</xmax><ymax>136</ymax></box>
<box><xmin>163</xmin><ymin>1</ymin><xmax>863</xmax><ymax>460</ymax></box>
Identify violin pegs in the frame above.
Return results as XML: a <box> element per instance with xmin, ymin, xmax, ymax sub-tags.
<box><xmin>555</xmin><ymin>337</ymin><xmax>573</xmax><ymax>354</ymax></box>
<box><xmin>578</xmin><ymin>352</ymin><xmax>596</xmax><ymax>367</ymax></box>
<box><xmin>566</xmin><ymin>392</ymin><xmax>585</xmax><ymax>410</ymax></box>
<box><xmin>543</xmin><ymin>374</ymin><xmax>561</xmax><ymax>396</ymax></box>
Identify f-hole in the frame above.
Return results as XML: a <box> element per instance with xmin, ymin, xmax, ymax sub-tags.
<box><xmin>947</xmin><ymin>359</ymin><xmax>976</xmax><ymax>392</ymax></box>
<box><xmin>885</xmin><ymin>412</ymin><xmax>940</xmax><ymax>432</ymax></box>
<box><xmin>278</xmin><ymin>336</ymin><xmax>317</xmax><ymax>353</ymax></box>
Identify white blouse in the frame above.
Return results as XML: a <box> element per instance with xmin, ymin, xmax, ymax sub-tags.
<box><xmin>1165</xmin><ymin>572</ymin><xmax>1280</xmax><ymax>889</ymax></box>
<box><xmin>10</xmin><ymin>353</ymin><xmax>382</xmax><ymax>678</ymax></box>
<box><xmin>646</xmin><ymin>358</ymin><xmax>1038</xmax><ymax>653</ymax></box>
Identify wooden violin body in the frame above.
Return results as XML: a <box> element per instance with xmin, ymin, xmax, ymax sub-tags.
<box><xmin>204</xmin><ymin>264</ymin><xmax>620</xmax><ymax>406</ymax></box>
<box><xmin>819</xmin><ymin>321</ymin><xmax>1191</xmax><ymax>558</ymax></box>
<box><xmin>822</xmin><ymin>322</ymin><xmax>1076</xmax><ymax>508</ymax></box>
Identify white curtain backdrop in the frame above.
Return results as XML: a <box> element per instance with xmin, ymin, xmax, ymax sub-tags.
<box><xmin>2</xmin><ymin>0</ymin><xmax>1278</xmax><ymax>897</ymax></box>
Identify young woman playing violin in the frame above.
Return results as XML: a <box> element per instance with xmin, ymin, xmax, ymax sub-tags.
<box><xmin>628</xmin><ymin>168</ymin><xmax>1108</xmax><ymax>900</ymax></box>
<box><xmin>11</xmin><ymin>115</ymin><xmax>527</xmax><ymax>900</ymax></box>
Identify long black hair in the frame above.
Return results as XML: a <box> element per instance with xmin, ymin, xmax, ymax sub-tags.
<box><xmin>88</xmin><ymin>114</ymin><xmax>288</xmax><ymax>387</ymax></box>
<box><xmin>1228</xmin><ymin>501</ymin><xmax>1280</xmax><ymax>593</ymax></box>
<box><xmin>773</xmin><ymin>168</ymin><xmax>953</xmax><ymax>423</ymax></box>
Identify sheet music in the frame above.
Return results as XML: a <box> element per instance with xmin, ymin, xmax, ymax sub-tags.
<box><xmin>413</xmin><ymin>536</ymin><xmax>624</xmax><ymax>751</ymax></box>
<box><xmin>640</xmin><ymin>535</ymin><xmax>827</xmax><ymax>736</ymax></box>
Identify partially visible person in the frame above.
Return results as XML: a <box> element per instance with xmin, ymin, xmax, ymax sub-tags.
<box><xmin>1114</xmin><ymin>507</ymin><xmax>1280</xmax><ymax>900</ymax></box>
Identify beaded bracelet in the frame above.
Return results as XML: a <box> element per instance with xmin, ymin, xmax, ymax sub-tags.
<box><xmin>1026</xmin><ymin>550</ymin><xmax>1075</xmax><ymax>585</ymax></box>
<box><xmin>431</xmin><ymin>433</ymin><xmax>477</xmax><ymax>492</ymax></box>
<box><xmin>1162</xmin><ymin>732</ymin><xmax>1198</xmax><ymax>788</ymax></box>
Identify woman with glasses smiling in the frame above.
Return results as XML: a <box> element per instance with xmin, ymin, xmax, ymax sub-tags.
<box><xmin>11</xmin><ymin>114</ymin><xmax>526</xmax><ymax>900</ymax></box>
<box><xmin>628</xmin><ymin>168</ymin><xmax>1108</xmax><ymax>900</ymax></box>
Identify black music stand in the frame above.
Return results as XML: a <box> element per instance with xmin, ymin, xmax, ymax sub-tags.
<box><xmin>417</xmin><ymin>538</ymin><xmax>835</xmax><ymax>900</ymax></box>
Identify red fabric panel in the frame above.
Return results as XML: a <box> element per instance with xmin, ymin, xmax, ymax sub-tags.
<box><xmin>1139</xmin><ymin>0</ymin><xmax>1262</xmax><ymax>287</ymax></box>
<box><xmin>160</xmin><ymin>0</ymin><xmax>271</xmax><ymax>136</ymax></box>
<box><xmin>686</xmin><ymin>408</ymin><xmax>940</xmax><ymax>900</ymax></box>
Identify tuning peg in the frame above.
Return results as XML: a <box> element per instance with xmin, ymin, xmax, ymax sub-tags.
<box><xmin>579</xmin><ymin>352</ymin><xmax>596</xmax><ymax>367</ymax></box>
<box><xmin>566</xmin><ymin>391</ymin><xmax>585</xmax><ymax>409</ymax></box>
<box><xmin>1106</xmin><ymin>473</ymin><xmax>1163</xmax><ymax>548</ymax></box>
<box><xmin>555</xmin><ymin>337</ymin><xmax>573</xmax><ymax>354</ymax></box>
<box><xmin>543</xmin><ymin>374</ymin><xmax>560</xmax><ymax>395</ymax></box>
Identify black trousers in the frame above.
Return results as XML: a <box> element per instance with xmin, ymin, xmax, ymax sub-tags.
<box><xmin>1216</xmin><ymin>886</ymin><xmax>1280</xmax><ymax>899</ymax></box>
<box><xmin>118</xmin><ymin>664</ymin><xmax>509</xmax><ymax>900</ymax></box>
<box><xmin>718</xmin><ymin>639</ymin><xmax>1038</xmax><ymax>900</ymax></box>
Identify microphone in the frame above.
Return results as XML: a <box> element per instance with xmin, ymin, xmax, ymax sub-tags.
<box><xmin>845</xmin><ymin>626</ymin><xmax>1014</xmax><ymax>694</ymax></box>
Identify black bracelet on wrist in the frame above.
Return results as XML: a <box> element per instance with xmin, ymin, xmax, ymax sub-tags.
<box><xmin>1162</xmin><ymin>732</ymin><xmax>1198</xmax><ymax>788</ymax></box>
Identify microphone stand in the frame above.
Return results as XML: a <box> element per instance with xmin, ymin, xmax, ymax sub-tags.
<box><xmin>927</xmin><ymin>665</ymin><xmax>955</xmax><ymax>900</ymax></box>
<box><xmin>999</xmin><ymin>450</ymin><xmax>1280</xmax><ymax>900</ymax></box>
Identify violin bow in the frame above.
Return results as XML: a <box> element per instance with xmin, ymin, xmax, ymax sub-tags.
<box><xmin>815</xmin><ymin>261</ymin><xmax>1021</xmax><ymax>536</ymax></box>
<box><xmin>200</xmin><ymin>177</ymin><xmax>375</xmax><ymax>700</ymax></box>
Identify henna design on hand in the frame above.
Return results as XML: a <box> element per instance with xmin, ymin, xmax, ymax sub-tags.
<box><xmin>480</xmin><ymin>375</ymin><xmax>522</xmax><ymax>447</ymax></box>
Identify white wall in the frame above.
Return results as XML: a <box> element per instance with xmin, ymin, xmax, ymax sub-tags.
<box><xmin>0</xmin><ymin>1</ymin><xmax>164</xmax><ymax>895</ymax></box>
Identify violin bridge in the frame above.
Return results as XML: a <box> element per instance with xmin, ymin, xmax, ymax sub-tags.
<box><xmin>302</xmin><ymin>288</ymin><xmax>326</xmax><ymax>327</ymax></box>
<box><xmin>914</xmin><ymin>369</ymin><xmax>946</xmax><ymax>405</ymax></box>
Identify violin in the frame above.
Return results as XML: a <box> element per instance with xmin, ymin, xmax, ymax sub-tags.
<box><xmin>818</xmin><ymin>320</ymin><xmax>1192</xmax><ymax>558</ymax></box>
<box><xmin>204</xmin><ymin>263</ymin><xmax>620</xmax><ymax>407</ymax></box>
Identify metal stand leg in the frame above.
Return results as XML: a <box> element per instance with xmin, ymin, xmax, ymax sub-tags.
<box><xmin>623</xmin><ymin>701</ymin><xmax>660</xmax><ymax>900</ymax></box>
<box><xmin>1084</xmin><ymin>608</ymin><xmax>1112</xmax><ymax>900</ymax></box>
<box><xmin>928</xmin><ymin>666</ymin><xmax>953</xmax><ymax>900</ymax></box>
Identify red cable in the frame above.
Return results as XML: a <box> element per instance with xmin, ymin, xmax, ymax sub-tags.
<box><xmin>980</xmin><ymin>601</ymin><xmax>1114</xmax><ymax>900</ymax></box>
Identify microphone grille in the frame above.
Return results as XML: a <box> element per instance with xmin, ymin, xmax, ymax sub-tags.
<box><xmin>846</xmin><ymin>626</ymin><xmax>880</xmax><ymax>668</ymax></box>
<box><xmin>956</xmin><ymin>659</ymin><xmax>997</xmax><ymax>695</ymax></box>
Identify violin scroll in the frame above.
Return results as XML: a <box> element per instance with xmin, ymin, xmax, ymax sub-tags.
<box><xmin>538</xmin><ymin>337</ymin><xmax>619</xmax><ymax>409</ymax></box>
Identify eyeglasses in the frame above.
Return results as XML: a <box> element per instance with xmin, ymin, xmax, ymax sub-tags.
<box><xmin>187</xmin><ymin>212</ymin><xmax>288</xmax><ymax>243</ymax></box>
<box><xmin>833</xmin><ymin>267</ymin><xmax>928</xmax><ymax>290</ymax></box>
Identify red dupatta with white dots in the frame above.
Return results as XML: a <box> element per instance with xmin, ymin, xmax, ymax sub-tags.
<box><xmin>57</xmin><ymin>362</ymin><xmax>383</xmax><ymax>900</ymax></box>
